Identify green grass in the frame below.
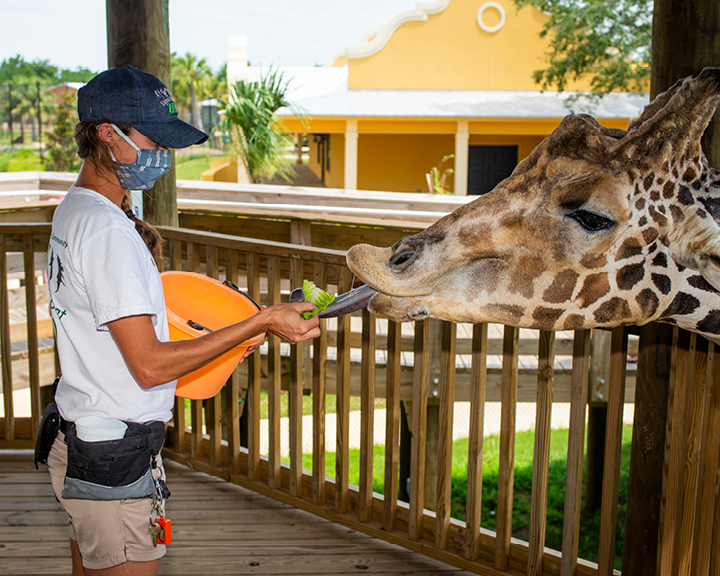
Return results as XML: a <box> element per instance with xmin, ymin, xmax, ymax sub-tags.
<box><xmin>0</xmin><ymin>148</ymin><xmax>43</xmax><ymax>171</ymax></box>
<box><xmin>175</xmin><ymin>152</ymin><xmax>223</xmax><ymax>180</ymax></box>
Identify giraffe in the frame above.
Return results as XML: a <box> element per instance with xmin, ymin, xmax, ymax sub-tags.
<box><xmin>343</xmin><ymin>68</ymin><xmax>720</xmax><ymax>345</ymax></box>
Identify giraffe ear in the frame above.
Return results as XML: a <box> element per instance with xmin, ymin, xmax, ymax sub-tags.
<box><xmin>611</xmin><ymin>68</ymin><xmax>720</xmax><ymax>163</ymax></box>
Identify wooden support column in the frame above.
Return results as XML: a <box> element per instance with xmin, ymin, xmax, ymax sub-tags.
<box><xmin>454</xmin><ymin>120</ymin><xmax>469</xmax><ymax>196</ymax></box>
<box><xmin>343</xmin><ymin>119</ymin><xmax>358</xmax><ymax>191</ymax></box>
<box><xmin>106</xmin><ymin>0</ymin><xmax>178</xmax><ymax>227</ymax></box>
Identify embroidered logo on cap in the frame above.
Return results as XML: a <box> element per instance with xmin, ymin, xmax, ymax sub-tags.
<box><xmin>155</xmin><ymin>88</ymin><xmax>177</xmax><ymax>115</ymax></box>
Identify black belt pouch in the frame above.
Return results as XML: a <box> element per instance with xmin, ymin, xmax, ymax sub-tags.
<box><xmin>34</xmin><ymin>402</ymin><xmax>61</xmax><ymax>469</ymax></box>
<box><xmin>62</xmin><ymin>421</ymin><xmax>165</xmax><ymax>501</ymax></box>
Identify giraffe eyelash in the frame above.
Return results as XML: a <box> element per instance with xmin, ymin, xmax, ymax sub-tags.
<box><xmin>567</xmin><ymin>209</ymin><xmax>615</xmax><ymax>233</ymax></box>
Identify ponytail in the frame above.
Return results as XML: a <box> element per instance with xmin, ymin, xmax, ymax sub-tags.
<box><xmin>120</xmin><ymin>193</ymin><xmax>164</xmax><ymax>260</ymax></box>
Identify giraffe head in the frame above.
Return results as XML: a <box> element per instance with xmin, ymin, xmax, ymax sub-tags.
<box><xmin>346</xmin><ymin>68</ymin><xmax>720</xmax><ymax>342</ymax></box>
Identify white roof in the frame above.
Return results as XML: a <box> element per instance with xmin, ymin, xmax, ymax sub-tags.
<box><xmin>246</xmin><ymin>66</ymin><xmax>348</xmax><ymax>101</ymax></box>
<box><xmin>278</xmin><ymin>88</ymin><xmax>650</xmax><ymax>119</ymax></box>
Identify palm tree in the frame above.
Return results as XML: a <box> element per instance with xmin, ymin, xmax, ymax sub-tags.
<box><xmin>219</xmin><ymin>68</ymin><xmax>304</xmax><ymax>183</ymax></box>
<box><xmin>171</xmin><ymin>53</ymin><xmax>212</xmax><ymax>132</ymax></box>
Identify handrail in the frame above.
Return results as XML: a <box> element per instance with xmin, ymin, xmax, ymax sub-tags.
<box><xmin>1</xmin><ymin>221</ymin><xmax>719</xmax><ymax>575</ymax></box>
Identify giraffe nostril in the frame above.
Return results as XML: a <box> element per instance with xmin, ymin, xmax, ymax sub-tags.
<box><xmin>390</xmin><ymin>251</ymin><xmax>415</xmax><ymax>267</ymax></box>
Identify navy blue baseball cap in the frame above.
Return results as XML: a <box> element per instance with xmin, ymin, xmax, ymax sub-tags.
<box><xmin>78</xmin><ymin>65</ymin><xmax>208</xmax><ymax>149</ymax></box>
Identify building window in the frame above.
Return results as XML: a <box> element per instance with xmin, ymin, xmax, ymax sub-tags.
<box><xmin>467</xmin><ymin>145</ymin><xmax>518</xmax><ymax>195</ymax></box>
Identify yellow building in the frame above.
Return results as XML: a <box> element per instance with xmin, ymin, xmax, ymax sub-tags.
<box><xmin>269</xmin><ymin>0</ymin><xmax>648</xmax><ymax>194</ymax></box>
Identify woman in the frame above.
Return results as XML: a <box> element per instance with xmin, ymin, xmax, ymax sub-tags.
<box><xmin>45</xmin><ymin>66</ymin><xmax>320</xmax><ymax>576</ymax></box>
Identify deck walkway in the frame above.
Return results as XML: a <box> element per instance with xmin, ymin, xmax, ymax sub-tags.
<box><xmin>0</xmin><ymin>451</ymin><xmax>476</xmax><ymax>576</ymax></box>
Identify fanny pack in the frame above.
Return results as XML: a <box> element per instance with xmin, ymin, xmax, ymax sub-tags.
<box><xmin>62</xmin><ymin>419</ymin><xmax>167</xmax><ymax>501</ymax></box>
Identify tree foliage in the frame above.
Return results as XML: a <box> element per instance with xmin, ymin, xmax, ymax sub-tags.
<box><xmin>514</xmin><ymin>0</ymin><xmax>652</xmax><ymax>95</ymax></box>
<box><xmin>219</xmin><ymin>69</ymin><xmax>304</xmax><ymax>183</ymax></box>
<box><xmin>44</xmin><ymin>92</ymin><xmax>81</xmax><ymax>172</ymax></box>
<box><xmin>171</xmin><ymin>52</ymin><xmax>213</xmax><ymax>131</ymax></box>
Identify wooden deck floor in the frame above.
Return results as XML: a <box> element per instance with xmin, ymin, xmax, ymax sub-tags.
<box><xmin>0</xmin><ymin>451</ymin><xmax>476</xmax><ymax>576</ymax></box>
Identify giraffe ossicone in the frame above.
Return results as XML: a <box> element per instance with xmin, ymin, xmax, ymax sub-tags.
<box><xmin>346</xmin><ymin>68</ymin><xmax>720</xmax><ymax>344</ymax></box>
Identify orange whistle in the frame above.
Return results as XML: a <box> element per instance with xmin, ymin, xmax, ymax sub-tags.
<box><xmin>158</xmin><ymin>516</ymin><xmax>171</xmax><ymax>545</ymax></box>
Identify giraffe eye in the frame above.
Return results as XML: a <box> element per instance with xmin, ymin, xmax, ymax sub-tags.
<box><xmin>568</xmin><ymin>209</ymin><xmax>614</xmax><ymax>232</ymax></box>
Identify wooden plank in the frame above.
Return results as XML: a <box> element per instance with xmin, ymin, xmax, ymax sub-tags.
<box><xmin>409</xmin><ymin>319</ymin><xmax>429</xmax><ymax>541</ymax></box>
<box><xmin>334</xmin><ymin>267</ymin><xmax>352</xmax><ymax>514</ymax></box>
<box><xmin>267</xmin><ymin>254</ymin><xmax>282</xmax><ymax>489</ymax></box>
<box><xmin>495</xmin><ymin>325</ymin><xmax>519</xmax><ymax>571</ymax></box>
<box><xmin>288</xmin><ymin>257</ymin><xmax>304</xmax><ymax>497</ymax></box>
<box><xmin>22</xmin><ymin>234</ymin><xmax>41</xmax><ymax>432</ymax></box>
<box><xmin>692</xmin><ymin>342</ymin><xmax>720</xmax><ymax>575</ymax></box>
<box><xmin>384</xmin><ymin>319</ymin><xmax>402</xmax><ymax>532</ymax></box>
<box><xmin>527</xmin><ymin>330</ymin><xmax>555</xmax><ymax>576</ymax></box>
<box><xmin>560</xmin><ymin>329</ymin><xmax>591</xmax><ymax>576</ymax></box>
<box><xmin>312</xmin><ymin>262</ymin><xmax>328</xmax><ymax>506</ymax></box>
<box><xmin>435</xmin><ymin>321</ymin><xmax>456</xmax><ymax>550</ymax></box>
<box><xmin>465</xmin><ymin>323</ymin><xmax>488</xmax><ymax>561</ymax></box>
<box><xmin>1</xmin><ymin>233</ymin><xmax>14</xmax><ymax>442</ymax></box>
<box><xmin>246</xmin><ymin>252</ymin><xmax>262</xmax><ymax>481</ymax></box>
<box><xmin>205</xmin><ymin>246</ymin><xmax>223</xmax><ymax>468</ymax></box>
<box><xmin>225</xmin><ymin>250</ymin><xmax>242</xmax><ymax>474</ymax></box>
<box><xmin>597</xmin><ymin>327</ymin><xmax>628</xmax><ymax>575</ymax></box>
<box><xmin>673</xmin><ymin>335</ymin><xmax>708</xmax><ymax>575</ymax></box>
<box><xmin>359</xmin><ymin>307</ymin><xmax>376</xmax><ymax>522</ymax></box>
<box><xmin>657</xmin><ymin>328</ymin><xmax>690</xmax><ymax>576</ymax></box>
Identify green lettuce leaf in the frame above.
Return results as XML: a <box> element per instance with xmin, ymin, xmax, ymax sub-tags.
<box><xmin>301</xmin><ymin>279</ymin><xmax>335</xmax><ymax>319</ymax></box>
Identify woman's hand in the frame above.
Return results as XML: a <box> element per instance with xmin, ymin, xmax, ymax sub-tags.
<box><xmin>256</xmin><ymin>301</ymin><xmax>321</xmax><ymax>344</ymax></box>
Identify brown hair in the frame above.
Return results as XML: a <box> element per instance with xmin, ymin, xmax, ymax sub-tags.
<box><xmin>74</xmin><ymin>121</ymin><xmax>164</xmax><ymax>259</ymax></box>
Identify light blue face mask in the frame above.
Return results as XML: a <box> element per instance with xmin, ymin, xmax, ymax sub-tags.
<box><xmin>109</xmin><ymin>123</ymin><xmax>171</xmax><ymax>190</ymax></box>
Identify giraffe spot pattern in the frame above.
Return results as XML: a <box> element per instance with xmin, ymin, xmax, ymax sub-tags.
<box><xmin>696</xmin><ymin>208</ymin><xmax>707</xmax><ymax>219</ymax></box>
<box><xmin>683</xmin><ymin>167</ymin><xmax>697</xmax><ymax>182</ymax></box>
<box><xmin>542</xmin><ymin>270</ymin><xmax>580</xmax><ymax>303</ymax></box>
<box><xmin>563</xmin><ymin>314</ymin><xmax>585</xmax><ymax>330</ymax></box>
<box><xmin>636</xmin><ymin>288</ymin><xmax>659</xmax><ymax>317</ymax></box>
<box><xmin>642</xmin><ymin>228</ymin><xmax>659</xmax><ymax>244</ymax></box>
<box><xmin>577</xmin><ymin>273</ymin><xmax>610</xmax><ymax>308</ymax></box>
<box><xmin>508</xmin><ymin>257</ymin><xmax>545</xmax><ymax>299</ymax></box>
<box><xmin>678</xmin><ymin>185</ymin><xmax>694</xmax><ymax>205</ymax></box>
<box><xmin>662</xmin><ymin>181</ymin><xmax>675</xmax><ymax>199</ymax></box>
<box><xmin>616</xmin><ymin>238</ymin><xmax>642</xmax><ymax>261</ymax></box>
<box><xmin>652</xmin><ymin>252</ymin><xmax>668</xmax><ymax>267</ymax></box>
<box><xmin>638</xmin><ymin>216</ymin><xmax>648</xmax><ymax>226</ymax></box>
<box><xmin>635</xmin><ymin>198</ymin><xmax>646</xmax><ymax>210</ymax></box>
<box><xmin>643</xmin><ymin>173</ymin><xmax>654</xmax><ymax>191</ymax></box>
<box><xmin>617</xmin><ymin>263</ymin><xmax>645</xmax><ymax>290</ymax></box>
<box><xmin>650</xmin><ymin>189</ymin><xmax>661</xmax><ymax>201</ymax></box>
<box><xmin>594</xmin><ymin>297</ymin><xmax>632</xmax><ymax>324</ymax></box>
<box><xmin>648</xmin><ymin>205</ymin><xmax>668</xmax><ymax>226</ymax></box>
<box><xmin>482</xmin><ymin>303</ymin><xmax>525</xmax><ymax>325</ymax></box>
<box><xmin>532</xmin><ymin>306</ymin><xmax>564</xmax><ymax>328</ymax></box>
<box><xmin>696</xmin><ymin>310</ymin><xmax>720</xmax><ymax>335</ymax></box>
<box><xmin>688</xmin><ymin>275</ymin><xmax>718</xmax><ymax>294</ymax></box>
<box><xmin>661</xmin><ymin>292</ymin><xmax>700</xmax><ymax>317</ymax></box>
<box><xmin>669</xmin><ymin>205</ymin><xmax>684</xmax><ymax>224</ymax></box>
<box><xmin>652</xmin><ymin>273</ymin><xmax>672</xmax><ymax>294</ymax></box>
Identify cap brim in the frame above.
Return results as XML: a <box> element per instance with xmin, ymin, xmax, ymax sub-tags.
<box><xmin>133</xmin><ymin>117</ymin><xmax>208</xmax><ymax>149</ymax></box>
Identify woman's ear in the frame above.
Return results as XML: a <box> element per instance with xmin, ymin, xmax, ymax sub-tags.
<box><xmin>96</xmin><ymin>122</ymin><xmax>115</xmax><ymax>146</ymax></box>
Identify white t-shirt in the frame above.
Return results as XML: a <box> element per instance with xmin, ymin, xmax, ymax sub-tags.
<box><xmin>47</xmin><ymin>184</ymin><xmax>176</xmax><ymax>423</ymax></box>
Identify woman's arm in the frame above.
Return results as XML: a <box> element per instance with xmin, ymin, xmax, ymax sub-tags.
<box><xmin>107</xmin><ymin>301</ymin><xmax>320</xmax><ymax>389</ymax></box>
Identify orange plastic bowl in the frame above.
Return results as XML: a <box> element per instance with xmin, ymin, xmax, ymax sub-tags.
<box><xmin>161</xmin><ymin>271</ymin><xmax>264</xmax><ymax>400</ymax></box>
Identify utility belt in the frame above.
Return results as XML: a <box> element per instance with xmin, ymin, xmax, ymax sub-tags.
<box><xmin>34</xmin><ymin>379</ymin><xmax>170</xmax><ymax>501</ymax></box>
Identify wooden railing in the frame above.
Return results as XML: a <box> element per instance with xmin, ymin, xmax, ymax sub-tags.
<box><xmin>2</xmin><ymin>222</ymin><xmax>719</xmax><ymax>576</ymax></box>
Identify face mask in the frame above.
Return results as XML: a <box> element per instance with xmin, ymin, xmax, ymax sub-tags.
<box><xmin>109</xmin><ymin>123</ymin><xmax>171</xmax><ymax>190</ymax></box>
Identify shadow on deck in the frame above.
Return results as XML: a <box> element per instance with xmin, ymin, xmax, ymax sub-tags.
<box><xmin>0</xmin><ymin>451</ymin><xmax>475</xmax><ymax>576</ymax></box>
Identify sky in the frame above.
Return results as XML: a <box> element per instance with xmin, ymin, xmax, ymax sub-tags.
<box><xmin>1</xmin><ymin>0</ymin><xmax>424</xmax><ymax>72</ymax></box>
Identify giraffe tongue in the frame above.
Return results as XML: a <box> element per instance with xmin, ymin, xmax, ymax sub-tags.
<box><xmin>319</xmin><ymin>284</ymin><xmax>378</xmax><ymax>318</ymax></box>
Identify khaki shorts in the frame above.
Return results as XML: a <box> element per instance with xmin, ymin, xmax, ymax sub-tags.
<box><xmin>47</xmin><ymin>432</ymin><xmax>167</xmax><ymax>570</ymax></box>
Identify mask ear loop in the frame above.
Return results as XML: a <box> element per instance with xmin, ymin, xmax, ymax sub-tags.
<box><xmin>110</xmin><ymin>123</ymin><xmax>140</xmax><ymax>152</ymax></box>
